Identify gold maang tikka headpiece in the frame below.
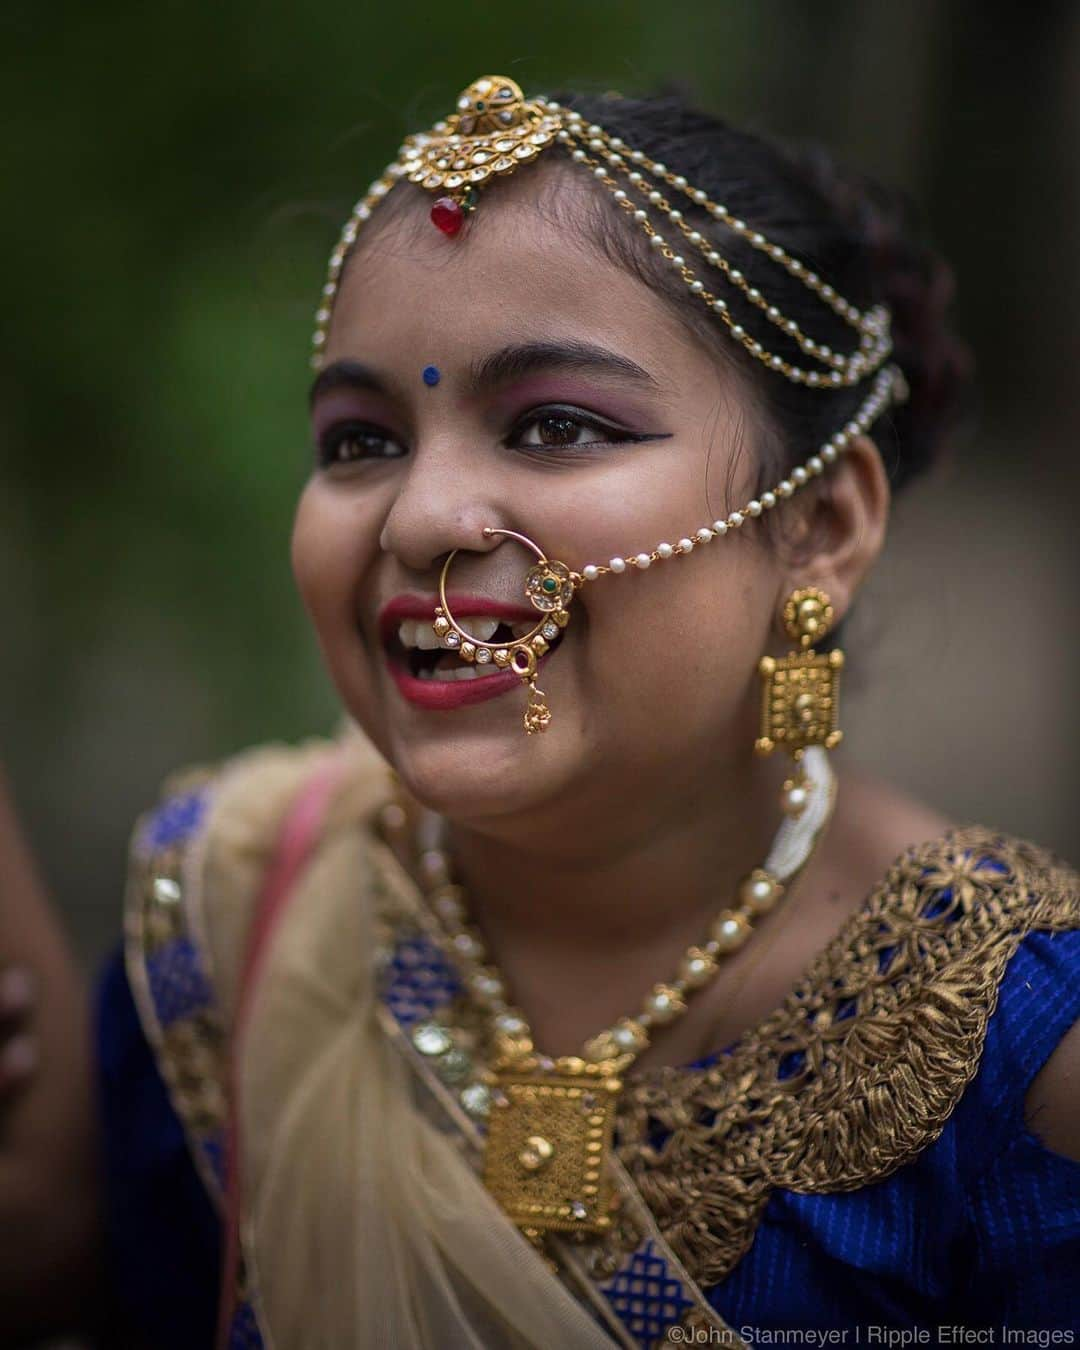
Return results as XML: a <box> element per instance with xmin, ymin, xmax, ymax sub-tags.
<box><xmin>312</xmin><ymin>76</ymin><xmax>907</xmax><ymax>735</ymax></box>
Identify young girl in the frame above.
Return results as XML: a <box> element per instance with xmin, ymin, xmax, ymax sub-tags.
<box><xmin>95</xmin><ymin>77</ymin><xmax>1079</xmax><ymax>1347</ymax></box>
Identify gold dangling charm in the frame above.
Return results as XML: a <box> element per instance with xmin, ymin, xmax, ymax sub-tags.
<box><xmin>755</xmin><ymin>586</ymin><xmax>843</xmax><ymax>812</ymax></box>
<box><xmin>435</xmin><ymin>527</ymin><xmax>579</xmax><ymax>735</ymax></box>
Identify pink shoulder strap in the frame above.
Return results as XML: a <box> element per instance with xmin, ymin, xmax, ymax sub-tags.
<box><xmin>216</xmin><ymin>748</ymin><xmax>351</xmax><ymax>1348</ymax></box>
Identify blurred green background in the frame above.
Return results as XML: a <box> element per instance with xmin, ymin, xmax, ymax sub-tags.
<box><xmin>2</xmin><ymin>1</ymin><xmax>1077</xmax><ymax>967</ymax></box>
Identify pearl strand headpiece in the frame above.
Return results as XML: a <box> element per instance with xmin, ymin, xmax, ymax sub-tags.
<box><xmin>312</xmin><ymin>75</ymin><xmax>896</xmax><ymax>388</ymax></box>
<box><xmin>310</xmin><ymin>74</ymin><xmax>906</xmax><ymax>566</ymax></box>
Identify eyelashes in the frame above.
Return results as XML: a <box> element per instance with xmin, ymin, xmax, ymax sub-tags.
<box><xmin>314</xmin><ymin>405</ymin><xmax>670</xmax><ymax>468</ymax></box>
<box><xmin>316</xmin><ymin>423</ymin><xmax>408</xmax><ymax>466</ymax></box>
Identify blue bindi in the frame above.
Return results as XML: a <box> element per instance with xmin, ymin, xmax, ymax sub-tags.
<box><xmin>422</xmin><ymin>364</ymin><xmax>441</xmax><ymax>387</ymax></box>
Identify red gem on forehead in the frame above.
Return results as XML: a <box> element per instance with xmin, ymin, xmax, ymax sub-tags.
<box><xmin>431</xmin><ymin>197</ymin><xmax>464</xmax><ymax>236</ymax></box>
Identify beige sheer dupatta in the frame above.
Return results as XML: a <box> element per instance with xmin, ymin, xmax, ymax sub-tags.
<box><xmin>194</xmin><ymin>729</ymin><xmax>616</xmax><ymax>1349</ymax></box>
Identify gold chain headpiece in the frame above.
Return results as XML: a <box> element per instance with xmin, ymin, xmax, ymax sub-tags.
<box><xmin>312</xmin><ymin>76</ymin><xmax>907</xmax><ymax>735</ymax></box>
<box><xmin>311</xmin><ymin>75</ymin><xmax>895</xmax><ymax>390</ymax></box>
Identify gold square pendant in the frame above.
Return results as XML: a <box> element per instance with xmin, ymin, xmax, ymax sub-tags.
<box><xmin>482</xmin><ymin>1072</ymin><xmax>621</xmax><ymax>1235</ymax></box>
<box><xmin>756</xmin><ymin>648</ymin><xmax>844</xmax><ymax>754</ymax></box>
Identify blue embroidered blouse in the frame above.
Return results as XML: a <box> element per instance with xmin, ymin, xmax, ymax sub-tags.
<box><xmin>95</xmin><ymin>800</ymin><xmax>1080</xmax><ymax>1347</ymax></box>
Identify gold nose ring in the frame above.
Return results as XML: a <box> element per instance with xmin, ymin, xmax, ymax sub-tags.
<box><xmin>434</xmin><ymin>527</ymin><xmax>581</xmax><ymax>734</ymax></box>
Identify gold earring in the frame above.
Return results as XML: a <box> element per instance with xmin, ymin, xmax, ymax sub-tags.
<box><xmin>755</xmin><ymin>586</ymin><xmax>844</xmax><ymax>815</ymax></box>
<box><xmin>434</xmin><ymin>527</ymin><xmax>580</xmax><ymax>735</ymax></box>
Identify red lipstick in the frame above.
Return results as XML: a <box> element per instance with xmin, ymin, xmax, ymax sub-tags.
<box><xmin>378</xmin><ymin>592</ymin><xmax>561</xmax><ymax>713</ymax></box>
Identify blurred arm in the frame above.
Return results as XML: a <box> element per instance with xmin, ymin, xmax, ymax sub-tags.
<box><xmin>0</xmin><ymin>765</ymin><xmax>103</xmax><ymax>1342</ymax></box>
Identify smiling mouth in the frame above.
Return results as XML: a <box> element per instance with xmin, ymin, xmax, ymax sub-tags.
<box><xmin>386</xmin><ymin>615</ymin><xmax>566</xmax><ymax>681</ymax></box>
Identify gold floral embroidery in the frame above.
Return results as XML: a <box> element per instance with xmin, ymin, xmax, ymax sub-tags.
<box><xmin>617</xmin><ymin>826</ymin><xmax>1080</xmax><ymax>1289</ymax></box>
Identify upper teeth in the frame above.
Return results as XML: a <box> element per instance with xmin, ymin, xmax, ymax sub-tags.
<box><xmin>397</xmin><ymin>616</ymin><xmax>501</xmax><ymax>649</ymax></box>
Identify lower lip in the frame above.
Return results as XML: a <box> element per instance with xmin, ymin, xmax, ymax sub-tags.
<box><xmin>386</xmin><ymin>648</ymin><xmax>557</xmax><ymax>711</ymax></box>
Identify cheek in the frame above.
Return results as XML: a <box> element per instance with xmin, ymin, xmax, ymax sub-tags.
<box><xmin>290</xmin><ymin>481</ymin><xmax>376</xmax><ymax>636</ymax></box>
<box><xmin>576</xmin><ymin>539</ymin><xmax>777</xmax><ymax>743</ymax></box>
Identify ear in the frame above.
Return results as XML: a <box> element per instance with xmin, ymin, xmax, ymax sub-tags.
<box><xmin>776</xmin><ymin>435</ymin><xmax>891</xmax><ymax>623</ymax></box>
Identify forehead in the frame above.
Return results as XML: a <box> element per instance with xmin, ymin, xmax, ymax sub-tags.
<box><xmin>325</xmin><ymin>170</ymin><xmax>718</xmax><ymax>382</ymax></box>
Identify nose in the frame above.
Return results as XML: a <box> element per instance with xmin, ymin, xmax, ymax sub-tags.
<box><xmin>377</xmin><ymin>437</ymin><xmax>503</xmax><ymax>575</ymax></box>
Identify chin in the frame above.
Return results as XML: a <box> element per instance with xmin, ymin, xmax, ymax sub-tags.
<box><xmin>383</xmin><ymin>717</ymin><xmax>574</xmax><ymax>825</ymax></box>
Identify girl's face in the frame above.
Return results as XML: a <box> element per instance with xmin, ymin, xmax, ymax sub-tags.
<box><xmin>292</xmin><ymin>174</ymin><xmax>790</xmax><ymax>832</ymax></box>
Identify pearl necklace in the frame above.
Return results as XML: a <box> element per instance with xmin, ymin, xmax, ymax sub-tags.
<box><xmin>399</xmin><ymin>745</ymin><xmax>836</xmax><ymax>1240</ymax></box>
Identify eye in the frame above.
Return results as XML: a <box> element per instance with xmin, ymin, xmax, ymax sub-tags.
<box><xmin>507</xmin><ymin>406</ymin><xmax>640</xmax><ymax>451</ymax></box>
<box><xmin>316</xmin><ymin>421</ymin><xmax>407</xmax><ymax>466</ymax></box>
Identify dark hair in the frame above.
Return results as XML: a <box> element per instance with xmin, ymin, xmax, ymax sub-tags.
<box><xmin>547</xmin><ymin>89</ymin><xmax>972</xmax><ymax>506</ymax></box>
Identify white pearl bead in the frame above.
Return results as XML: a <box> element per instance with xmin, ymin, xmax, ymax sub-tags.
<box><xmin>740</xmin><ymin>873</ymin><xmax>778</xmax><ymax>912</ymax></box>
<box><xmin>711</xmin><ymin>520</ymin><xmax>728</xmax><ymax>535</ymax></box>
<box><xmin>688</xmin><ymin>231</ymin><xmax>703</xmax><ymax>244</ymax></box>
<box><xmin>792</xmin><ymin>466</ymin><xmax>808</xmax><ymax>485</ymax></box>
<box><xmin>822</xmin><ymin>444</ymin><xmax>838</xmax><ymax>463</ymax></box>
<box><xmin>728</xmin><ymin>511</ymin><xmax>744</xmax><ymax>527</ymax></box>
<box><xmin>714</xmin><ymin>914</ymin><xmax>749</xmax><ymax>952</ymax></box>
<box><xmin>808</xmin><ymin>456</ymin><xmax>824</xmax><ymax>475</ymax></box>
<box><xmin>628</xmin><ymin>171</ymin><xmax>643</xmax><ymax>183</ymax></box>
<box><xmin>678</xmin><ymin>537</ymin><xmax>694</xmax><ymax>552</ymax></box>
<box><xmin>747</xmin><ymin>500</ymin><xmax>762</xmax><ymax>516</ymax></box>
<box><xmin>572</xmin><ymin>149</ymin><xmax>586</xmax><ymax>161</ymax></box>
<box><xmin>673</xmin><ymin>176</ymin><xmax>687</xmax><ymax>188</ymax></box>
<box><xmin>613</xmin><ymin>189</ymin><xmax>627</xmax><ymax>201</ymax></box>
<box><xmin>670</xmin><ymin>255</ymin><xmax>685</xmax><ymax>268</ymax></box>
<box><xmin>609</xmin><ymin>556</ymin><xmax>626</xmax><ymax>573</ymax></box>
<box><xmin>649</xmin><ymin>235</ymin><xmax>666</xmax><ymax>248</ymax></box>
<box><xmin>657</xmin><ymin>542</ymin><xmax>674</xmax><ymax>558</ymax></box>
<box><xmin>778</xmin><ymin>480</ymin><xmax>794</xmax><ymax>497</ymax></box>
<box><xmin>669</xmin><ymin>209</ymin><xmax>683</xmax><ymax>222</ymax></box>
<box><xmin>762</xmin><ymin>492</ymin><xmax>776</xmax><ymax>508</ymax></box>
<box><xmin>693</xmin><ymin>189</ymin><xmax>707</xmax><ymax>203</ymax></box>
<box><xmin>711</xmin><ymin>299</ymin><xmax>727</xmax><ymax>313</ymax></box>
<box><xmin>633</xmin><ymin>209</ymin><xmax>648</xmax><ymax>222</ymax></box>
<box><xmin>593</xmin><ymin>167</ymin><xmax>607</xmax><ymax>179</ymax></box>
<box><xmin>648</xmin><ymin>190</ymin><xmax>663</xmax><ymax>204</ymax></box>
<box><xmin>784</xmin><ymin>784</ymin><xmax>809</xmax><ymax>815</ymax></box>
<box><xmin>635</xmin><ymin>553</ymin><xmax>651</xmax><ymax>569</ymax></box>
<box><xmin>583</xmin><ymin>564</ymin><xmax>599</xmax><ymax>581</ymax></box>
<box><xmin>653</xmin><ymin>162</ymin><xmax>667</xmax><ymax>174</ymax></box>
<box><xmin>690</xmin><ymin>280</ymin><xmax>704</xmax><ymax>293</ymax></box>
<box><xmin>706</xmin><ymin>250</ymin><xmax>721</xmax><ymax>265</ymax></box>
<box><xmin>696</xmin><ymin>527</ymin><xmax>713</xmax><ymax>542</ymax></box>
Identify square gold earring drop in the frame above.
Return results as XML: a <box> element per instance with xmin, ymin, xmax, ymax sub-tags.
<box><xmin>756</xmin><ymin>587</ymin><xmax>843</xmax><ymax>765</ymax></box>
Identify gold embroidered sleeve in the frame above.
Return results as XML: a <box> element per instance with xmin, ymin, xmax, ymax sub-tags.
<box><xmin>618</xmin><ymin>826</ymin><xmax>1080</xmax><ymax>1288</ymax></box>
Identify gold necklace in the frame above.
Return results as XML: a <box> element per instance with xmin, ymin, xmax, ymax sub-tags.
<box><xmin>392</xmin><ymin>748</ymin><xmax>836</xmax><ymax>1242</ymax></box>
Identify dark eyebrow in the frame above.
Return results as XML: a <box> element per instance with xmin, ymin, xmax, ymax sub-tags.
<box><xmin>308</xmin><ymin>340</ymin><xmax>661</xmax><ymax>408</ymax></box>
<box><xmin>308</xmin><ymin>359</ymin><xmax>388</xmax><ymax>408</ymax></box>
<box><xmin>468</xmin><ymin>340</ymin><xmax>662</xmax><ymax>393</ymax></box>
